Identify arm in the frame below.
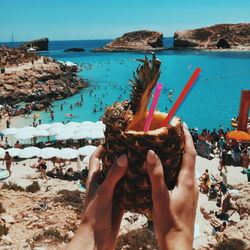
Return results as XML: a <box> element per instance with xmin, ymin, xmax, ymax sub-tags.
<box><xmin>145</xmin><ymin>125</ymin><xmax>198</xmax><ymax>250</ymax></box>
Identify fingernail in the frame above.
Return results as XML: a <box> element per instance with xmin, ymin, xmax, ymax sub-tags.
<box><xmin>117</xmin><ymin>154</ymin><xmax>128</xmax><ymax>168</ymax></box>
<box><xmin>183</xmin><ymin>122</ymin><xmax>188</xmax><ymax>129</ymax></box>
<box><xmin>146</xmin><ymin>150</ymin><xmax>158</xmax><ymax>165</ymax></box>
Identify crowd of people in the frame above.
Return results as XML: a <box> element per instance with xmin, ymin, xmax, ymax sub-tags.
<box><xmin>0</xmin><ymin>46</ymin><xmax>40</xmax><ymax>68</ymax></box>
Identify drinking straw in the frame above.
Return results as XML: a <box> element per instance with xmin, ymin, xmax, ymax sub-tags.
<box><xmin>161</xmin><ymin>68</ymin><xmax>202</xmax><ymax>127</ymax></box>
<box><xmin>144</xmin><ymin>83</ymin><xmax>163</xmax><ymax>132</ymax></box>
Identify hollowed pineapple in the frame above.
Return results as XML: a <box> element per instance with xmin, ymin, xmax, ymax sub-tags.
<box><xmin>101</xmin><ymin>55</ymin><xmax>184</xmax><ymax>214</ymax></box>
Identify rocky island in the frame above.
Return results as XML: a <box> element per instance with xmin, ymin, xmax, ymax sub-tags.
<box><xmin>173</xmin><ymin>23</ymin><xmax>250</xmax><ymax>50</ymax></box>
<box><xmin>92</xmin><ymin>30</ymin><xmax>167</xmax><ymax>52</ymax></box>
<box><xmin>20</xmin><ymin>38</ymin><xmax>49</xmax><ymax>51</ymax></box>
<box><xmin>0</xmin><ymin>46</ymin><xmax>87</xmax><ymax>110</ymax></box>
<box><xmin>64</xmin><ymin>48</ymin><xmax>85</xmax><ymax>52</ymax></box>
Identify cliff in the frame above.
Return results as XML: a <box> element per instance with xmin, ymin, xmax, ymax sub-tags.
<box><xmin>92</xmin><ymin>30</ymin><xmax>167</xmax><ymax>52</ymax></box>
<box><xmin>173</xmin><ymin>23</ymin><xmax>250</xmax><ymax>50</ymax></box>
<box><xmin>20</xmin><ymin>38</ymin><xmax>49</xmax><ymax>51</ymax></box>
<box><xmin>0</xmin><ymin>47</ymin><xmax>87</xmax><ymax>108</ymax></box>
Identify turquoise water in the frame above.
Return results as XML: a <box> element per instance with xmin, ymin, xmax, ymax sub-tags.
<box><xmin>6</xmin><ymin>40</ymin><xmax>250</xmax><ymax>131</ymax></box>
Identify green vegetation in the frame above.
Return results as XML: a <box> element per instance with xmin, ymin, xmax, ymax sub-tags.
<box><xmin>214</xmin><ymin>238</ymin><xmax>247</xmax><ymax>250</ymax></box>
<box><xmin>0</xmin><ymin>202</ymin><xmax>6</xmax><ymax>214</ymax></box>
<box><xmin>54</xmin><ymin>190</ymin><xmax>83</xmax><ymax>209</ymax></box>
<box><xmin>26</xmin><ymin>181</ymin><xmax>40</xmax><ymax>193</ymax></box>
<box><xmin>0</xmin><ymin>224</ymin><xmax>9</xmax><ymax>237</ymax></box>
<box><xmin>33</xmin><ymin>228</ymin><xmax>67</xmax><ymax>243</ymax></box>
<box><xmin>116</xmin><ymin>228</ymin><xmax>159</xmax><ymax>250</ymax></box>
<box><xmin>2</xmin><ymin>182</ymin><xmax>24</xmax><ymax>191</ymax></box>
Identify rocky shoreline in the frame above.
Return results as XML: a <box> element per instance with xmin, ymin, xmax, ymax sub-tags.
<box><xmin>0</xmin><ymin>47</ymin><xmax>88</xmax><ymax>110</ymax></box>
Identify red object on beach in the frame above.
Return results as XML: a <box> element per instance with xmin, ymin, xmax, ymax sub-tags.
<box><xmin>65</xmin><ymin>114</ymin><xmax>73</xmax><ymax>117</ymax></box>
<box><xmin>161</xmin><ymin>68</ymin><xmax>202</xmax><ymax>127</ymax></box>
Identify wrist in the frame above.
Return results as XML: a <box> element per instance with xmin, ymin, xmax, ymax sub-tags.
<box><xmin>157</xmin><ymin>228</ymin><xmax>193</xmax><ymax>250</ymax></box>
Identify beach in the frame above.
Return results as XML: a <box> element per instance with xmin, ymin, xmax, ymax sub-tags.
<box><xmin>0</xmin><ymin>148</ymin><xmax>249</xmax><ymax>249</ymax></box>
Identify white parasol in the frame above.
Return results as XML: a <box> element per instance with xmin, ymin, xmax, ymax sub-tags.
<box><xmin>78</xmin><ymin>145</ymin><xmax>97</xmax><ymax>156</ymax></box>
<box><xmin>2</xmin><ymin>128</ymin><xmax>19</xmax><ymax>135</ymax></box>
<box><xmin>18</xmin><ymin>146</ymin><xmax>41</xmax><ymax>158</ymax></box>
<box><xmin>56</xmin><ymin>148</ymin><xmax>78</xmax><ymax>159</ymax></box>
<box><xmin>7</xmin><ymin>148</ymin><xmax>22</xmax><ymax>157</ymax></box>
<box><xmin>0</xmin><ymin>148</ymin><xmax>5</xmax><ymax>159</ymax></box>
<box><xmin>39</xmin><ymin>147</ymin><xmax>60</xmax><ymax>159</ymax></box>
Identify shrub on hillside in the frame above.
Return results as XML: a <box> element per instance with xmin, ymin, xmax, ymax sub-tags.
<box><xmin>54</xmin><ymin>190</ymin><xmax>84</xmax><ymax>209</ymax></box>
<box><xmin>2</xmin><ymin>182</ymin><xmax>24</xmax><ymax>191</ymax></box>
<box><xmin>0</xmin><ymin>224</ymin><xmax>9</xmax><ymax>237</ymax></box>
<box><xmin>26</xmin><ymin>181</ymin><xmax>40</xmax><ymax>193</ymax></box>
<box><xmin>0</xmin><ymin>202</ymin><xmax>5</xmax><ymax>214</ymax></box>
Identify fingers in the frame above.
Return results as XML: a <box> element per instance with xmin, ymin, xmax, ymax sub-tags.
<box><xmin>146</xmin><ymin>150</ymin><xmax>170</xmax><ymax>208</ymax></box>
<box><xmin>85</xmin><ymin>145</ymin><xmax>104</xmax><ymax>207</ymax></box>
<box><xmin>177</xmin><ymin>125</ymin><xmax>197</xmax><ymax>189</ymax></box>
<box><xmin>99</xmin><ymin>154</ymin><xmax>128</xmax><ymax>200</ymax></box>
<box><xmin>86</xmin><ymin>145</ymin><xmax>104</xmax><ymax>190</ymax></box>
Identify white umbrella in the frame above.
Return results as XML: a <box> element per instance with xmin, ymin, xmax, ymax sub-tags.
<box><xmin>15</xmin><ymin>131</ymin><xmax>34</xmax><ymax>140</ymax></box>
<box><xmin>65</xmin><ymin>122</ymin><xmax>80</xmax><ymax>128</ymax></box>
<box><xmin>39</xmin><ymin>147</ymin><xmax>60</xmax><ymax>159</ymax></box>
<box><xmin>7</xmin><ymin>148</ymin><xmax>22</xmax><ymax>157</ymax></box>
<box><xmin>57</xmin><ymin>148</ymin><xmax>78</xmax><ymax>159</ymax></box>
<box><xmin>33</xmin><ymin>129</ymin><xmax>50</xmax><ymax>137</ymax></box>
<box><xmin>18</xmin><ymin>126</ymin><xmax>37</xmax><ymax>133</ymax></box>
<box><xmin>78</xmin><ymin>145</ymin><xmax>97</xmax><ymax>156</ymax></box>
<box><xmin>0</xmin><ymin>148</ymin><xmax>5</xmax><ymax>159</ymax></box>
<box><xmin>87</xmin><ymin>129</ymin><xmax>105</xmax><ymax>139</ymax></box>
<box><xmin>18</xmin><ymin>147</ymin><xmax>41</xmax><ymax>158</ymax></box>
<box><xmin>72</xmin><ymin>129</ymin><xmax>90</xmax><ymax>140</ymax></box>
<box><xmin>36</xmin><ymin>124</ymin><xmax>52</xmax><ymax>130</ymax></box>
<box><xmin>2</xmin><ymin>128</ymin><xmax>19</xmax><ymax>135</ymax></box>
<box><xmin>83</xmin><ymin>154</ymin><xmax>91</xmax><ymax>165</ymax></box>
<box><xmin>49</xmin><ymin>122</ymin><xmax>64</xmax><ymax>129</ymax></box>
<box><xmin>55</xmin><ymin>130</ymin><xmax>75</xmax><ymax>140</ymax></box>
<box><xmin>48</xmin><ymin>126</ymin><xmax>65</xmax><ymax>136</ymax></box>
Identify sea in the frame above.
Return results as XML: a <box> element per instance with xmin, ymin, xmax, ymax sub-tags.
<box><xmin>1</xmin><ymin>38</ymin><xmax>250</xmax><ymax>132</ymax></box>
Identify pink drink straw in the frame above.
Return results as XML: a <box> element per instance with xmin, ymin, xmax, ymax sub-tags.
<box><xmin>144</xmin><ymin>83</ymin><xmax>163</xmax><ymax>132</ymax></box>
<box><xmin>161</xmin><ymin>68</ymin><xmax>202</xmax><ymax>127</ymax></box>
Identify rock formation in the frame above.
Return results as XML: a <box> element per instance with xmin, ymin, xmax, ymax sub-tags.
<box><xmin>0</xmin><ymin>48</ymin><xmax>87</xmax><ymax>108</ymax></box>
<box><xmin>173</xmin><ymin>23</ymin><xmax>250</xmax><ymax>50</ymax></box>
<box><xmin>64</xmin><ymin>48</ymin><xmax>85</xmax><ymax>52</ymax></box>
<box><xmin>20</xmin><ymin>38</ymin><xmax>49</xmax><ymax>51</ymax></box>
<box><xmin>92</xmin><ymin>30</ymin><xmax>167</xmax><ymax>52</ymax></box>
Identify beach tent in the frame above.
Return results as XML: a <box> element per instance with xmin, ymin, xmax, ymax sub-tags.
<box><xmin>226</xmin><ymin>130</ymin><xmax>250</xmax><ymax>141</ymax></box>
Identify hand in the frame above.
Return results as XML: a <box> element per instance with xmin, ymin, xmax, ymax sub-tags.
<box><xmin>145</xmin><ymin>126</ymin><xmax>198</xmax><ymax>250</ymax></box>
<box><xmin>66</xmin><ymin>145</ymin><xmax>128</xmax><ymax>250</ymax></box>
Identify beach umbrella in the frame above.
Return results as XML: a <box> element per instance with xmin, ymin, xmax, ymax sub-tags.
<box><xmin>18</xmin><ymin>146</ymin><xmax>41</xmax><ymax>158</ymax></box>
<box><xmin>55</xmin><ymin>130</ymin><xmax>75</xmax><ymax>140</ymax></box>
<box><xmin>83</xmin><ymin>154</ymin><xmax>91</xmax><ymax>165</ymax></box>
<box><xmin>49</xmin><ymin>122</ymin><xmax>65</xmax><ymax>128</ymax></box>
<box><xmin>78</xmin><ymin>145</ymin><xmax>97</xmax><ymax>156</ymax></box>
<box><xmin>56</xmin><ymin>148</ymin><xmax>78</xmax><ymax>159</ymax></box>
<box><xmin>18</xmin><ymin>126</ymin><xmax>36</xmax><ymax>133</ymax></box>
<box><xmin>48</xmin><ymin>126</ymin><xmax>65</xmax><ymax>136</ymax></box>
<box><xmin>65</xmin><ymin>122</ymin><xmax>80</xmax><ymax>129</ymax></box>
<box><xmin>7</xmin><ymin>148</ymin><xmax>22</xmax><ymax>157</ymax></box>
<box><xmin>15</xmin><ymin>131</ymin><xmax>34</xmax><ymax>140</ymax></box>
<box><xmin>2</xmin><ymin>128</ymin><xmax>19</xmax><ymax>135</ymax></box>
<box><xmin>33</xmin><ymin>129</ymin><xmax>50</xmax><ymax>137</ymax></box>
<box><xmin>39</xmin><ymin>147</ymin><xmax>60</xmax><ymax>159</ymax></box>
<box><xmin>36</xmin><ymin>124</ymin><xmax>52</xmax><ymax>130</ymax></box>
<box><xmin>72</xmin><ymin>129</ymin><xmax>90</xmax><ymax>140</ymax></box>
<box><xmin>88</xmin><ymin>129</ymin><xmax>105</xmax><ymax>139</ymax></box>
<box><xmin>226</xmin><ymin>130</ymin><xmax>250</xmax><ymax>141</ymax></box>
<box><xmin>0</xmin><ymin>148</ymin><xmax>5</xmax><ymax>159</ymax></box>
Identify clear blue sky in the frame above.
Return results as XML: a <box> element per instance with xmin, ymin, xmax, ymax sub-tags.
<box><xmin>0</xmin><ymin>0</ymin><xmax>249</xmax><ymax>42</ymax></box>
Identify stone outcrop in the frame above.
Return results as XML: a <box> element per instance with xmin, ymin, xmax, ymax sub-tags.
<box><xmin>173</xmin><ymin>23</ymin><xmax>250</xmax><ymax>50</ymax></box>
<box><xmin>20</xmin><ymin>38</ymin><xmax>49</xmax><ymax>51</ymax></box>
<box><xmin>92</xmin><ymin>30</ymin><xmax>167</xmax><ymax>52</ymax></box>
<box><xmin>64</xmin><ymin>48</ymin><xmax>85</xmax><ymax>52</ymax></box>
<box><xmin>0</xmin><ymin>48</ymin><xmax>87</xmax><ymax>107</ymax></box>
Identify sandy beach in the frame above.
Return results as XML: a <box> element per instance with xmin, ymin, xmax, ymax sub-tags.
<box><xmin>0</xmin><ymin>143</ymin><xmax>249</xmax><ymax>249</ymax></box>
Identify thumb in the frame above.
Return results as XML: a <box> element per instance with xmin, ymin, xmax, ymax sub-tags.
<box><xmin>100</xmin><ymin>154</ymin><xmax>128</xmax><ymax>200</ymax></box>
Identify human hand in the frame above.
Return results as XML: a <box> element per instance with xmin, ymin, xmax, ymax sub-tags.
<box><xmin>66</xmin><ymin>145</ymin><xmax>128</xmax><ymax>250</ymax></box>
<box><xmin>145</xmin><ymin>126</ymin><xmax>198</xmax><ymax>250</ymax></box>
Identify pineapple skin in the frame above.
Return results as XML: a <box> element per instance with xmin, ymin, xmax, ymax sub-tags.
<box><xmin>101</xmin><ymin>117</ymin><xmax>184</xmax><ymax>214</ymax></box>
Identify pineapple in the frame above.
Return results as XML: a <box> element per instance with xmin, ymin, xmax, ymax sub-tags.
<box><xmin>101</xmin><ymin>54</ymin><xmax>184</xmax><ymax>214</ymax></box>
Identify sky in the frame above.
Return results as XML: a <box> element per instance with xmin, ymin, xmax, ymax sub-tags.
<box><xmin>0</xmin><ymin>0</ymin><xmax>250</xmax><ymax>42</ymax></box>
